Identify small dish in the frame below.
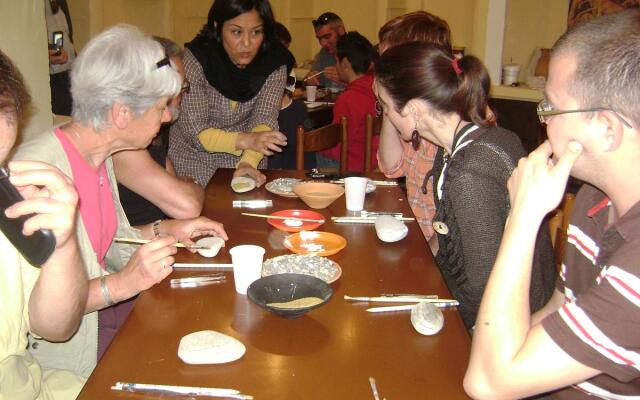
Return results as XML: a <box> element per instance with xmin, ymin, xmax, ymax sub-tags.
<box><xmin>284</xmin><ymin>231</ymin><xmax>346</xmax><ymax>256</ymax></box>
<box><xmin>292</xmin><ymin>182</ymin><xmax>344</xmax><ymax>209</ymax></box>
<box><xmin>262</xmin><ymin>254</ymin><xmax>342</xmax><ymax>283</ymax></box>
<box><xmin>247</xmin><ymin>273</ymin><xmax>333</xmax><ymax>319</ymax></box>
<box><xmin>265</xmin><ymin>178</ymin><xmax>301</xmax><ymax>198</ymax></box>
<box><xmin>196</xmin><ymin>237</ymin><xmax>225</xmax><ymax>258</ymax></box>
<box><xmin>268</xmin><ymin>210</ymin><xmax>324</xmax><ymax>232</ymax></box>
<box><xmin>230</xmin><ymin>176</ymin><xmax>256</xmax><ymax>193</ymax></box>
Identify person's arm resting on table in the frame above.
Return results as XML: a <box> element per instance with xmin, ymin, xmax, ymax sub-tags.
<box><xmin>464</xmin><ymin>141</ymin><xmax>599</xmax><ymax>400</ymax></box>
<box><xmin>113</xmin><ymin>149</ymin><xmax>204</xmax><ymax>219</ymax></box>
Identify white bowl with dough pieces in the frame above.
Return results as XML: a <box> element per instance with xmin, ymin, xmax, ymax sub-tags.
<box><xmin>178</xmin><ymin>330</ymin><xmax>246</xmax><ymax>364</ymax></box>
<box><xmin>411</xmin><ymin>302</ymin><xmax>444</xmax><ymax>336</ymax></box>
<box><xmin>196</xmin><ymin>237</ymin><xmax>225</xmax><ymax>258</ymax></box>
<box><xmin>374</xmin><ymin>215</ymin><xmax>408</xmax><ymax>242</ymax></box>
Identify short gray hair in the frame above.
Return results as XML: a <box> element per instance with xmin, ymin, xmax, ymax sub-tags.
<box><xmin>553</xmin><ymin>10</ymin><xmax>640</xmax><ymax>129</ymax></box>
<box><xmin>71</xmin><ymin>24</ymin><xmax>181</xmax><ymax>131</ymax></box>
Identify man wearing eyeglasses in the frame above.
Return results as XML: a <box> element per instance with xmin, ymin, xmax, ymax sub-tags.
<box><xmin>305</xmin><ymin>12</ymin><xmax>346</xmax><ymax>92</ymax></box>
<box><xmin>113</xmin><ymin>37</ymin><xmax>205</xmax><ymax>226</ymax></box>
<box><xmin>464</xmin><ymin>10</ymin><xmax>640</xmax><ymax>400</ymax></box>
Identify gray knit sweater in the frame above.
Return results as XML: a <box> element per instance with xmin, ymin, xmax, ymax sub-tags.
<box><xmin>432</xmin><ymin>124</ymin><xmax>556</xmax><ymax>329</ymax></box>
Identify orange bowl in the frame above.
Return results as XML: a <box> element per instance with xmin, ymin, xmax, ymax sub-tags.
<box><xmin>292</xmin><ymin>182</ymin><xmax>344</xmax><ymax>209</ymax></box>
<box><xmin>284</xmin><ymin>231</ymin><xmax>347</xmax><ymax>256</ymax></box>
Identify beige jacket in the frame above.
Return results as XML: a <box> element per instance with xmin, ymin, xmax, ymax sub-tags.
<box><xmin>12</xmin><ymin>128</ymin><xmax>140</xmax><ymax>378</ymax></box>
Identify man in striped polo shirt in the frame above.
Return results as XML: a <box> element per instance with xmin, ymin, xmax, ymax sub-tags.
<box><xmin>464</xmin><ymin>10</ymin><xmax>640</xmax><ymax>399</ymax></box>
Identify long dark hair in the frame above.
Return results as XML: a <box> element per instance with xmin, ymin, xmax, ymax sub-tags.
<box><xmin>375</xmin><ymin>42</ymin><xmax>493</xmax><ymax>127</ymax></box>
<box><xmin>199</xmin><ymin>0</ymin><xmax>276</xmax><ymax>53</ymax></box>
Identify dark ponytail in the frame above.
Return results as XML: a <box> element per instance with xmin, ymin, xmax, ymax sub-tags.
<box><xmin>374</xmin><ymin>42</ymin><xmax>494</xmax><ymax>127</ymax></box>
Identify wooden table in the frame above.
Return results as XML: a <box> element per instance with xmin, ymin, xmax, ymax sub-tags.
<box><xmin>77</xmin><ymin>169</ymin><xmax>471</xmax><ymax>399</ymax></box>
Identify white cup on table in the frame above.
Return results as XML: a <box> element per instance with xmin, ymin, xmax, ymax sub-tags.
<box><xmin>344</xmin><ymin>177</ymin><xmax>368</xmax><ymax>212</ymax></box>
<box><xmin>306</xmin><ymin>85</ymin><xmax>317</xmax><ymax>102</ymax></box>
<box><xmin>229</xmin><ymin>245</ymin><xmax>265</xmax><ymax>295</ymax></box>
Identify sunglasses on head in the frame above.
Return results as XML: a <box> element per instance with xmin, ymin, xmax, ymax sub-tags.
<box><xmin>312</xmin><ymin>12</ymin><xmax>340</xmax><ymax>28</ymax></box>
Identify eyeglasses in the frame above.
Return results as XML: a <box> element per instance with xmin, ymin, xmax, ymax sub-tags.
<box><xmin>537</xmin><ymin>98</ymin><xmax>632</xmax><ymax>129</ymax></box>
<box><xmin>180</xmin><ymin>79</ymin><xmax>190</xmax><ymax>95</ymax></box>
<box><xmin>312</xmin><ymin>12</ymin><xmax>340</xmax><ymax>28</ymax></box>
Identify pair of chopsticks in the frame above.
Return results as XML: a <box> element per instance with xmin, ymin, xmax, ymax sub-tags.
<box><xmin>172</xmin><ymin>263</ymin><xmax>233</xmax><ymax>270</ymax></box>
<box><xmin>241</xmin><ymin>212</ymin><xmax>325</xmax><ymax>224</ymax></box>
<box><xmin>345</xmin><ymin>295</ymin><xmax>459</xmax><ymax>313</ymax></box>
<box><xmin>114</xmin><ymin>237</ymin><xmax>206</xmax><ymax>249</ymax></box>
<box><xmin>170</xmin><ymin>274</ymin><xmax>225</xmax><ymax>288</ymax></box>
<box><xmin>330</xmin><ymin>179</ymin><xmax>398</xmax><ymax>186</ymax></box>
<box><xmin>111</xmin><ymin>382</ymin><xmax>252</xmax><ymax>399</ymax></box>
<box><xmin>303</xmin><ymin>70</ymin><xmax>324</xmax><ymax>81</ymax></box>
<box><xmin>332</xmin><ymin>216</ymin><xmax>415</xmax><ymax>224</ymax></box>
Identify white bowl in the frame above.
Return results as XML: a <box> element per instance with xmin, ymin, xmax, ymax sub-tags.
<box><xmin>196</xmin><ymin>237</ymin><xmax>225</xmax><ymax>258</ymax></box>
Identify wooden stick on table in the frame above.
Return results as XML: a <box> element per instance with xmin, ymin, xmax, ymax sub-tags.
<box><xmin>241</xmin><ymin>212</ymin><xmax>325</xmax><ymax>223</ymax></box>
<box><xmin>113</xmin><ymin>237</ymin><xmax>206</xmax><ymax>249</ymax></box>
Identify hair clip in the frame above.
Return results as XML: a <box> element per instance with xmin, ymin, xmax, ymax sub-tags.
<box><xmin>155</xmin><ymin>57</ymin><xmax>170</xmax><ymax>69</ymax></box>
<box><xmin>451</xmin><ymin>58</ymin><xmax>462</xmax><ymax>76</ymax></box>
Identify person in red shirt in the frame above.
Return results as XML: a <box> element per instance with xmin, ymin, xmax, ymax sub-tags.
<box><xmin>317</xmin><ymin>31</ymin><xmax>377</xmax><ymax>172</ymax></box>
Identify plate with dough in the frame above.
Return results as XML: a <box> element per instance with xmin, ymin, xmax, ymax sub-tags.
<box><xmin>283</xmin><ymin>231</ymin><xmax>346</xmax><ymax>256</ymax></box>
<box><xmin>267</xmin><ymin>209</ymin><xmax>324</xmax><ymax>232</ymax></box>
<box><xmin>231</xmin><ymin>176</ymin><xmax>256</xmax><ymax>193</ymax></box>
<box><xmin>265</xmin><ymin>177</ymin><xmax>301</xmax><ymax>198</ymax></box>
<box><xmin>261</xmin><ymin>254</ymin><xmax>342</xmax><ymax>284</ymax></box>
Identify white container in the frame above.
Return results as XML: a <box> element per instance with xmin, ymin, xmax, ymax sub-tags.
<box><xmin>344</xmin><ymin>177</ymin><xmax>368</xmax><ymax>212</ymax></box>
<box><xmin>305</xmin><ymin>85</ymin><xmax>317</xmax><ymax>102</ymax></box>
<box><xmin>229</xmin><ymin>245</ymin><xmax>265</xmax><ymax>295</ymax></box>
<box><xmin>502</xmin><ymin>63</ymin><xmax>521</xmax><ymax>86</ymax></box>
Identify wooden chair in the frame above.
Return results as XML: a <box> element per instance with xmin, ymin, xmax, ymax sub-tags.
<box><xmin>296</xmin><ymin>116</ymin><xmax>348</xmax><ymax>172</ymax></box>
<box><xmin>364</xmin><ymin>114</ymin><xmax>383</xmax><ymax>172</ymax></box>
<box><xmin>549</xmin><ymin>193</ymin><xmax>576</xmax><ymax>267</ymax></box>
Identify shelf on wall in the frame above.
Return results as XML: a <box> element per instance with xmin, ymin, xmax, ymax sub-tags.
<box><xmin>490</xmin><ymin>85</ymin><xmax>543</xmax><ymax>103</ymax></box>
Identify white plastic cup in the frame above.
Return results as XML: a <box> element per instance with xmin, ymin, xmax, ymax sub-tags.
<box><xmin>502</xmin><ymin>64</ymin><xmax>521</xmax><ymax>86</ymax></box>
<box><xmin>229</xmin><ymin>245</ymin><xmax>265</xmax><ymax>295</ymax></box>
<box><xmin>344</xmin><ymin>177</ymin><xmax>368</xmax><ymax>212</ymax></box>
<box><xmin>306</xmin><ymin>85</ymin><xmax>317</xmax><ymax>102</ymax></box>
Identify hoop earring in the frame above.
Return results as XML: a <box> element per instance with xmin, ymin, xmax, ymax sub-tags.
<box><xmin>411</xmin><ymin>129</ymin><xmax>420</xmax><ymax>150</ymax></box>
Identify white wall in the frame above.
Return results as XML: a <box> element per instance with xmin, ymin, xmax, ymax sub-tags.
<box><xmin>0</xmin><ymin>0</ymin><xmax>53</xmax><ymax>142</ymax></box>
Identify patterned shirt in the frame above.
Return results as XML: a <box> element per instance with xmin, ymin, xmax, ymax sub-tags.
<box><xmin>169</xmin><ymin>49</ymin><xmax>286</xmax><ymax>187</ymax></box>
<box><xmin>544</xmin><ymin>184</ymin><xmax>640</xmax><ymax>399</ymax></box>
<box><xmin>377</xmin><ymin>140</ymin><xmax>437</xmax><ymax>240</ymax></box>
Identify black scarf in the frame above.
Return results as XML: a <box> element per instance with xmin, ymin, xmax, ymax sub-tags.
<box><xmin>185</xmin><ymin>34</ymin><xmax>294</xmax><ymax>103</ymax></box>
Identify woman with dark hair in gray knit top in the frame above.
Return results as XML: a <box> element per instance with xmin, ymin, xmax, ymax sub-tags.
<box><xmin>374</xmin><ymin>42</ymin><xmax>557</xmax><ymax>330</ymax></box>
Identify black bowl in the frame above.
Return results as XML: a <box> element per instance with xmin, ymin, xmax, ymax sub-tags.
<box><xmin>247</xmin><ymin>273</ymin><xmax>333</xmax><ymax>319</ymax></box>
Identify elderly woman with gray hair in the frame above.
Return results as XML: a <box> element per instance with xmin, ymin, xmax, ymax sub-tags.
<box><xmin>13</xmin><ymin>24</ymin><xmax>228</xmax><ymax>379</ymax></box>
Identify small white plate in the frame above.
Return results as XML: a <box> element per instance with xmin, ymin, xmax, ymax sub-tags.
<box><xmin>231</xmin><ymin>176</ymin><xmax>256</xmax><ymax>193</ymax></box>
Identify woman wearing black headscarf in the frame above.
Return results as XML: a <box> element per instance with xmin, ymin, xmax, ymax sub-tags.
<box><xmin>169</xmin><ymin>0</ymin><xmax>294</xmax><ymax>187</ymax></box>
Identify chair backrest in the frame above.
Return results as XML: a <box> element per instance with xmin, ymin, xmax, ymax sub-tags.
<box><xmin>364</xmin><ymin>114</ymin><xmax>383</xmax><ymax>172</ymax></box>
<box><xmin>296</xmin><ymin>116</ymin><xmax>348</xmax><ymax>172</ymax></box>
<box><xmin>551</xmin><ymin>192</ymin><xmax>576</xmax><ymax>267</ymax></box>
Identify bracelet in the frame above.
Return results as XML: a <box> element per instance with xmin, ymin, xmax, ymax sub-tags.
<box><xmin>100</xmin><ymin>276</ymin><xmax>115</xmax><ymax>307</ymax></box>
<box><xmin>152</xmin><ymin>219</ymin><xmax>163</xmax><ymax>237</ymax></box>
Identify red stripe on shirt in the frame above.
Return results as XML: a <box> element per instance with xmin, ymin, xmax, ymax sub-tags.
<box><xmin>563</xmin><ymin>305</ymin><xmax>635</xmax><ymax>365</ymax></box>
<box><xmin>607</xmin><ymin>274</ymin><xmax>640</xmax><ymax>303</ymax></box>
<box><xmin>567</xmin><ymin>232</ymin><xmax>597</xmax><ymax>261</ymax></box>
<box><xmin>587</xmin><ymin>197</ymin><xmax>609</xmax><ymax>217</ymax></box>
